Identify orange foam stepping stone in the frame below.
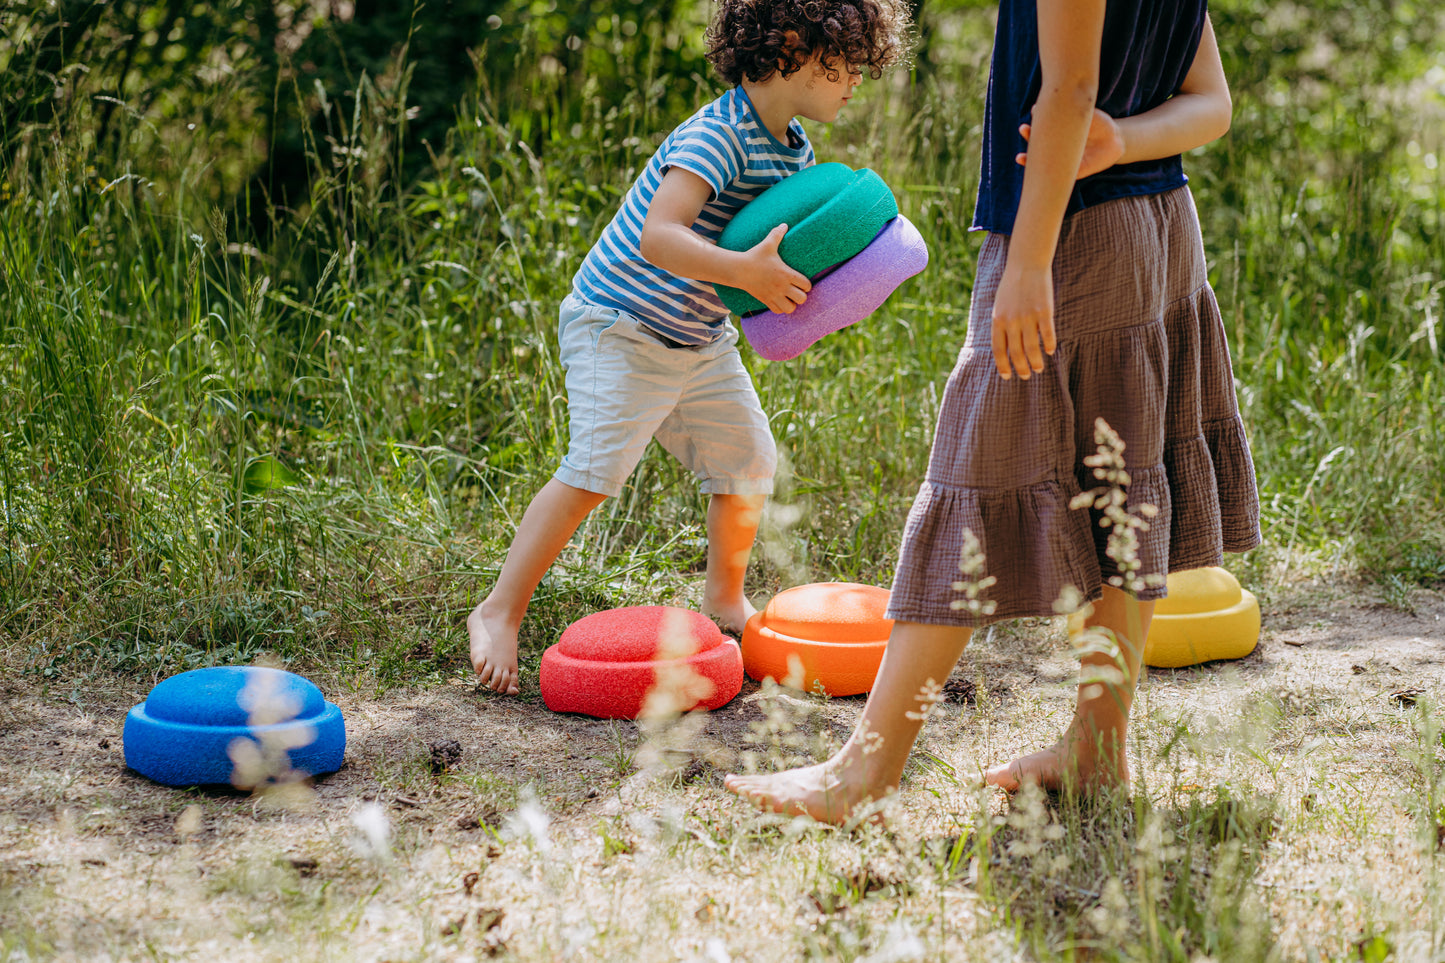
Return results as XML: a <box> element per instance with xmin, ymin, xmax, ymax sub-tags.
<box><xmin>1144</xmin><ymin>567</ymin><xmax>1260</xmax><ymax>668</ymax></box>
<box><xmin>741</xmin><ymin>583</ymin><xmax>893</xmax><ymax>696</ymax></box>
<box><xmin>539</xmin><ymin>606</ymin><xmax>743</xmax><ymax>719</ymax></box>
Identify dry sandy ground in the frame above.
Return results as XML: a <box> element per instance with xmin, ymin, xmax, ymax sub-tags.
<box><xmin>1</xmin><ymin>580</ymin><xmax>1442</xmax><ymax>962</ymax></box>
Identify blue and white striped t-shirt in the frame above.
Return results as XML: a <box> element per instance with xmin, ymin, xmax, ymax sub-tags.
<box><xmin>573</xmin><ymin>86</ymin><xmax>814</xmax><ymax>345</ymax></box>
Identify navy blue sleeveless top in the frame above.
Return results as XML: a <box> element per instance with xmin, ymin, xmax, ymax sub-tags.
<box><xmin>973</xmin><ymin>0</ymin><xmax>1208</xmax><ymax>234</ymax></box>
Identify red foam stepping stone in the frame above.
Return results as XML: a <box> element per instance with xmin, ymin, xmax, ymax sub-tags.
<box><xmin>741</xmin><ymin>583</ymin><xmax>893</xmax><ymax>696</ymax></box>
<box><xmin>539</xmin><ymin>606</ymin><xmax>743</xmax><ymax>719</ymax></box>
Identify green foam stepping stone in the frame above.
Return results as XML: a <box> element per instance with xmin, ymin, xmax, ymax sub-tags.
<box><xmin>715</xmin><ymin>163</ymin><xmax>899</xmax><ymax>316</ymax></box>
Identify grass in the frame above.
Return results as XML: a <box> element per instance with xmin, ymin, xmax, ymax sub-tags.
<box><xmin>1</xmin><ymin>0</ymin><xmax>1444</xmax><ymax>959</ymax></box>
<box><xmin>2</xmin><ymin>6</ymin><xmax>1442</xmax><ymax>690</ymax></box>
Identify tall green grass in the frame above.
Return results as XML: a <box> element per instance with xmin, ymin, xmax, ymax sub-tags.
<box><xmin>0</xmin><ymin>3</ymin><xmax>1442</xmax><ymax>686</ymax></box>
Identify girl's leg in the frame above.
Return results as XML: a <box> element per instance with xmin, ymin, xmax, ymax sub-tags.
<box><xmin>725</xmin><ymin>621</ymin><xmax>972</xmax><ymax>824</ymax></box>
<box><xmin>985</xmin><ymin>585</ymin><xmax>1155</xmax><ymax>791</ymax></box>
<box><xmin>701</xmin><ymin>493</ymin><xmax>766</xmax><ymax>635</ymax></box>
<box><xmin>469</xmin><ymin>478</ymin><xmax>609</xmax><ymax>694</ymax></box>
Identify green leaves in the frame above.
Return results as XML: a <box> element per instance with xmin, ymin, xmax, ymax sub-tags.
<box><xmin>241</xmin><ymin>455</ymin><xmax>300</xmax><ymax>494</ymax></box>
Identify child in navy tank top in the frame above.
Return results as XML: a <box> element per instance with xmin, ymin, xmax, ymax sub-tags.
<box><xmin>469</xmin><ymin>1</ymin><xmax>911</xmax><ymax>695</ymax></box>
<box><xmin>729</xmin><ymin>0</ymin><xmax>1260</xmax><ymax>820</ymax></box>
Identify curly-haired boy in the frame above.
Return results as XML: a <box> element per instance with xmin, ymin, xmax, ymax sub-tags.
<box><xmin>469</xmin><ymin>0</ymin><xmax>911</xmax><ymax>693</ymax></box>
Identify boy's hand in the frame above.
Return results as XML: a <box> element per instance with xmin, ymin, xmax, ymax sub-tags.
<box><xmin>991</xmin><ymin>261</ymin><xmax>1056</xmax><ymax>380</ymax></box>
<box><xmin>1015</xmin><ymin>108</ymin><xmax>1125</xmax><ymax>180</ymax></box>
<box><xmin>741</xmin><ymin>223</ymin><xmax>811</xmax><ymax>314</ymax></box>
<box><xmin>639</xmin><ymin>169</ymin><xmax>808</xmax><ymax>313</ymax></box>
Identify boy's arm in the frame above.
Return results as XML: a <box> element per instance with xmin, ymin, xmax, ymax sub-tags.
<box><xmin>639</xmin><ymin>168</ymin><xmax>811</xmax><ymax>315</ymax></box>
<box><xmin>990</xmin><ymin>0</ymin><xmax>1105</xmax><ymax>381</ymax></box>
<box><xmin>1018</xmin><ymin>15</ymin><xmax>1231</xmax><ymax>178</ymax></box>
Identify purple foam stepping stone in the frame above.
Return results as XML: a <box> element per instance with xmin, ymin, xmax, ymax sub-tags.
<box><xmin>740</xmin><ymin>214</ymin><xmax>929</xmax><ymax>362</ymax></box>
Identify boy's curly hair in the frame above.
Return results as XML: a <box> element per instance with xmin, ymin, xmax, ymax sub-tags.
<box><xmin>706</xmin><ymin>0</ymin><xmax>912</xmax><ymax>86</ymax></box>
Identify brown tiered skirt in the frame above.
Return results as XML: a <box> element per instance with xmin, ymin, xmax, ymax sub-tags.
<box><xmin>887</xmin><ymin>186</ymin><xmax>1261</xmax><ymax>627</ymax></box>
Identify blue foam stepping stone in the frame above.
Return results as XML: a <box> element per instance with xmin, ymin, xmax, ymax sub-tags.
<box><xmin>123</xmin><ymin>666</ymin><xmax>346</xmax><ymax>787</ymax></box>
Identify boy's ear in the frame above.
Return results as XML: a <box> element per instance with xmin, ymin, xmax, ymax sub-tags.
<box><xmin>775</xmin><ymin>29</ymin><xmax>804</xmax><ymax>76</ymax></box>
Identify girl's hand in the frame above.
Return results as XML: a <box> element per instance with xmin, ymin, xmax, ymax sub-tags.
<box><xmin>1016</xmin><ymin>108</ymin><xmax>1125</xmax><ymax>180</ymax></box>
<box><xmin>741</xmin><ymin>223</ymin><xmax>811</xmax><ymax>314</ymax></box>
<box><xmin>991</xmin><ymin>261</ymin><xmax>1056</xmax><ymax>380</ymax></box>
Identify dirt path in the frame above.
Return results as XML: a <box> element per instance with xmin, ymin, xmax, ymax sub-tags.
<box><xmin>2</xmin><ymin>582</ymin><xmax>1442</xmax><ymax>961</ymax></box>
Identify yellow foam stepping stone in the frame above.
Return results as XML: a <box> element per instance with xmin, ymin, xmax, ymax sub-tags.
<box><xmin>1144</xmin><ymin>567</ymin><xmax>1260</xmax><ymax>668</ymax></box>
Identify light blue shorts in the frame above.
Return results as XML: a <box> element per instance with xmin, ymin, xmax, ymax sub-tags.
<box><xmin>554</xmin><ymin>293</ymin><xmax>777</xmax><ymax>498</ymax></box>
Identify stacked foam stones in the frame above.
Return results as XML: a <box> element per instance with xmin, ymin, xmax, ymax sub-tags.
<box><xmin>714</xmin><ymin>163</ymin><xmax>929</xmax><ymax>361</ymax></box>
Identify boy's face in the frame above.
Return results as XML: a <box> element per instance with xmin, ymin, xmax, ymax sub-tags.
<box><xmin>784</xmin><ymin>54</ymin><xmax>864</xmax><ymax>123</ymax></box>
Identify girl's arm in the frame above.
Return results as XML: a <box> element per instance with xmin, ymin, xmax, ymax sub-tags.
<box><xmin>640</xmin><ymin>168</ymin><xmax>811</xmax><ymax>315</ymax></box>
<box><xmin>1114</xmin><ymin>15</ymin><xmax>1230</xmax><ymax>163</ymax></box>
<box><xmin>1017</xmin><ymin>15</ymin><xmax>1231</xmax><ymax>178</ymax></box>
<box><xmin>991</xmin><ymin>0</ymin><xmax>1105</xmax><ymax>381</ymax></box>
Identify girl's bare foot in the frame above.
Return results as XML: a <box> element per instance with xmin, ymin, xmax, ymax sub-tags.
<box><xmin>724</xmin><ymin>758</ymin><xmax>887</xmax><ymax>825</ymax></box>
<box><xmin>467</xmin><ymin>602</ymin><xmax>520</xmax><ymax>695</ymax></box>
<box><xmin>984</xmin><ymin>728</ymin><xmax>1129</xmax><ymax>793</ymax></box>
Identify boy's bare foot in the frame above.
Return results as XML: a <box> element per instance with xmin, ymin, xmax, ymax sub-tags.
<box><xmin>703</xmin><ymin>595</ymin><xmax>758</xmax><ymax>639</ymax></box>
<box><xmin>724</xmin><ymin>759</ymin><xmax>887</xmax><ymax>825</ymax></box>
<box><xmin>983</xmin><ymin>728</ymin><xmax>1129</xmax><ymax>793</ymax></box>
<box><xmin>467</xmin><ymin>601</ymin><xmax>520</xmax><ymax>695</ymax></box>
